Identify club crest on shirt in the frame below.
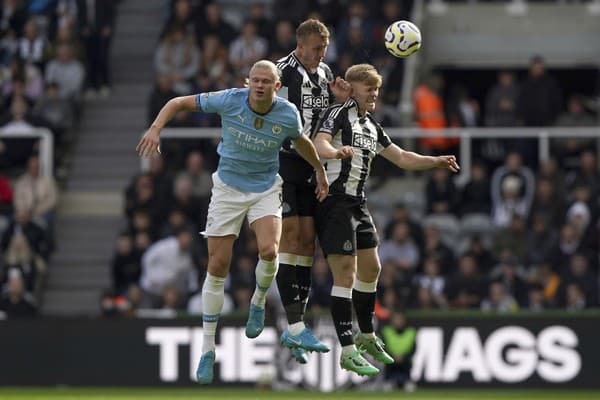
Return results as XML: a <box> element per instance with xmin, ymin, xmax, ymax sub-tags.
<box><xmin>254</xmin><ymin>117</ymin><xmax>264</xmax><ymax>130</ymax></box>
<box><xmin>272</xmin><ymin>124</ymin><xmax>282</xmax><ymax>135</ymax></box>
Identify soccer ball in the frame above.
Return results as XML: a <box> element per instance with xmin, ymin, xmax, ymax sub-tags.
<box><xmin>384</xmin><ymin>20</ymin><xmax>422</xmax><ymax>58</ymax></box>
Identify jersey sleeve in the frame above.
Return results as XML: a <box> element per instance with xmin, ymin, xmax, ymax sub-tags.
<box><xmin>315</xmin><ymin>106</ymin><xmax>342</xmax><ymax>137</ymax></box>
<box><xmin>376</xmin><ymin>124</ymin><xmax>393</xmax><ymax>153</ymax></box>
<box><xmin>288</xmin><ymin>107</ymin><xmax>302</xmax><ymax>139</ymax></box>
<box><xmin>195</xmin><ymin>89</ymin><xmax>231</xmax><ymax>113</ymax></box>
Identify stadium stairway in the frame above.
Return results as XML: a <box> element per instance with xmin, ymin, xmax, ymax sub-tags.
<box><xmin>41</xmin><ymin>0</ymin><xmax>163</xmax><ymax>315</ymax></box>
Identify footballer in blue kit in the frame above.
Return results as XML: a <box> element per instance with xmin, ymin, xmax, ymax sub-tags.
<box><xmin>136</xmin><ymin>60</ymin><xmax>329</xmax><ymax>384</ymax></box>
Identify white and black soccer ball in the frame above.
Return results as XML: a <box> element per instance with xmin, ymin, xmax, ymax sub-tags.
<box><xmin>384</xmin><ymin>20</ymin><xmax>421</xmax><ymax>58</ymax></box>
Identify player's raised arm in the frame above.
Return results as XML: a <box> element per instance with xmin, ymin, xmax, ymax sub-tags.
<box><xmin>136</xmin><ymin>95</ymin><xmax>198</xmax><ymax>158</ymax></box>
<box><xmin>380</xmin><ymin>143</ymin><xmax>460</xmax><ymax>172</ymax></box>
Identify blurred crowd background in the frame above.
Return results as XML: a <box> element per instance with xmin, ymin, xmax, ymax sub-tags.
<box><xmin>0</xmin><ymin>0</ymin><xmax>598</xmax><ymax>320</ymax></box>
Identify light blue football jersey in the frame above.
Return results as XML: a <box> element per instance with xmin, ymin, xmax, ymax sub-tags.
<box><xmin>196</xmin><ymin>88</ymin><xmax>302</xmax><ymax>192</ymax></box>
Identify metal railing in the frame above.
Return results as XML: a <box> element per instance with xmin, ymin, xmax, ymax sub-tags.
<box><xmin>0</xmin><ymin>128</ymin><xmax>54</xmax><ymax>177</ymax></box>
<box><xmin>142</xmin><ymin>126</ymin><xmax>600</xmax><ymax>183</ymax></box>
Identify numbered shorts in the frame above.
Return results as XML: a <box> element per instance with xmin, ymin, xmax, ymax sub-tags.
<box><xmin>202</xmin><ymin>172</ymin><xmax>283</xmax><ymax>237</ymax></box>
<box><xmin>315</xmin><ymin>195</ymin><xmax>379</xmax><ymax>257</ymax></box>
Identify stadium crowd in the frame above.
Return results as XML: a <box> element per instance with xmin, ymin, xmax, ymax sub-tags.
<box><xmin>101</xmin><ymin>0</ymin><xmax>599</xmax><ymax>319</ymax></box>
<box><xmin>1</xmin><ymin>0</ymin><xmax>598</xmax><ymax>319</ymax></box>
<box><xmin>0</xmin><ymin>0</ymin><xmax>118</xmax><ymax>317</ymax></box>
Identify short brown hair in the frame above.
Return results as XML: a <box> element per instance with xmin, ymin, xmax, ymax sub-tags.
<box><xmin>345</xmin><ymin>64</ymin><xmax>382</xmax><ymax>87</ymax></box>
<box><xmin>296</xmin><ymin>19</ymin><xmax>329</xmax><ymax>41</ymax></box>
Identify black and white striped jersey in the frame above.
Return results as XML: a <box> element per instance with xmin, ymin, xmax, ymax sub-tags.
<box><xmin>316</xmin><ymin>98</ymin><xmax>393</xmax><ymax>198</ymax></box>
<box><xmin>276</xmin><ymin>52</ymin><xmax>335</xmax><ymax>153</ymax></box>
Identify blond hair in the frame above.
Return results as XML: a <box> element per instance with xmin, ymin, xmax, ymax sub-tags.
<box><xmin>345</xmin><ymin>64</ymin><xmax>382</xmax><ymax>87</ymax></box>
<box><xmin>249</xmin><ymin>59</ymin><xmax>280</xmax><ymax>82</ymax></box>
<box><xmin>296</xmin><ymin>19</ymin><xmax>330</xmax><ymax>41</ymax></box>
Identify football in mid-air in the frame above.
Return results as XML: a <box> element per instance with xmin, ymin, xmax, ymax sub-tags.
<box><xmin>384</xmin><ymin>20</ymin><xmax>421</xmax><ymax>58</ymax></box>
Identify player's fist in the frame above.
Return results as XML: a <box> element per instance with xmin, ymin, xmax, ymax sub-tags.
<box><xmin>329</xmin><ymin>77</ymin><xmax>351</xmax><ymax>101</ymax></box>
<box><xmin>335</xmin><ymin>146</ymin><xmax>354</xmax><ymax>159</ymax></box>
<box><xmin>435</xmin><ymin>155</ymin><xmax>460</xmax><ymax>172</ymax></box>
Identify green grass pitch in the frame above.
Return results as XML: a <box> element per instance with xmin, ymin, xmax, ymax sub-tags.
<box><xmin>0</xmin><ymin>388</ymin><xmax>599</xmax><ymax>400</ymax></box>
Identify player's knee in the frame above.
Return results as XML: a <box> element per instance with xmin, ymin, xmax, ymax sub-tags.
<box><xmin>207</xmin><ymin>256</ymin><xmax>230</xmax><ymax>276</ymax></box>
<box><xmin>259</xmin><ymin>244</ymin><xmax>278</xmax><ymax>261</ymax></box>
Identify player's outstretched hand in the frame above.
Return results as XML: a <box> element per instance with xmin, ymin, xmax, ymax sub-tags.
<box><xmin>335</xmin><ymin>145</ymin><xmax>354</xmax><ymax>159</ymax></box>
<box><xmin>435</xmin><ymin>155</ymin><xmax>460</xmax><ymax>173</ymax></box>
<box><xmin>329</xmin><ymin>77</ymin><xmax>351</xmax><ymax>101</ymax></box>
<box><xmin>136</xmin><ymin>128</ymin><xmax>161</xmax><ymax>158</ymax></box>
<box><xmin>314</xmin><ymin>168</ymin><xmax>329</xmax><ymax>202</ymax></box>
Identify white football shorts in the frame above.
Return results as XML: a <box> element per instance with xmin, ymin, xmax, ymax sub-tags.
<box><xmin>201</xmin><ymin>172</ymin><xmax>283</xmax><ymax>237</ymax></box>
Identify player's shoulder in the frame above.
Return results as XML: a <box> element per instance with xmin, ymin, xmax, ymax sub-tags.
<box><xmin>274</xmin><ymin>96</ymin><xmax>300</xmax><ymax>117</ymax></box>
<box><xmin>318</xmin><ymin>61</ymin><xmax>334</xmax><ymax>78</ymax></box>
<box><xmin>276</xmin><ymin>52</ymin><xmax>298</xmax><ymax>72</ymax></box>
<box><xmin>366</xmin><ymin>112</ymin><xmax>384</xmax><ymax>128</ymax></box>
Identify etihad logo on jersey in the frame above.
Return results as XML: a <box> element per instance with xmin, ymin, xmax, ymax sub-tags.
<box><xmin>302</xmin><ymin>94</ymin><xmax>329</xmax><ymax>109</ymax></box>
<box><xmin>227</xmin><ymin>126</ymin><xmax>279</xmax><ymax>152</ymax></box>
<box><xmin>352</xmin><ymin>133</ymin><xmax>377</xmax><ymax>151</ymax></box>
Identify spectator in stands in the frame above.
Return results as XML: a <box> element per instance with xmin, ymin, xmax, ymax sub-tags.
<box><xmin>111</xmin><ymin>231</ymin><xmax>141</xmax><ymax>295</ymax></box>
<box><xmin>177</xmin><ymin>151</ymin><xmax>211</xmax><ymax>199</ymax></box>
<box><xmin>124</xmin><ymin>174</ymin><xmax>159</xmax><ymax>221</ymax></box>
<box><xmin>414</xmin><ymin>73</ymin><xmax>458</xmax><ymax>154</ymax></box>
<box><xmin>421</xmin><ymin>223</ymin><xmax>455</xmax><ymax>275</ymax></box>
<box><xmin>228</xmin><ymin>21</ymin><xmax>267</xmax><ymax>77</ymax></box>
<box><xmin>464</xmin><ymin>235</ymin><xmax>495</xmax><ymax>273</ymax></box>
<box><xmin>161</xmin><ymin>0</ymin><xmax>196</xmax><ymax>39</ymax></box>
<box><xmin>459</xmin><ymin>161</ymin><xmax>491</xmax><ymax>216</ymax></box>
<box><xmin>425</xmin><ymin>167</ymin><xmax>459</xmax><ymax>215</ymax></box>
<box><xmin>171</xmin><ymin>174</ymin><xmax>206</xmax><ymax>230</ymax></box>
<box><xmin>413</xmin><ymin>256</ymin><xmax>447</xmax><ymax>309</ymax></box>
<box><xmin>526</xmin><ymin>283</ymin><xmax>547</xmax><ymax>312</ymax></box>
<box><xmin>77</xmin><ymin>0</ymin><xmax>116</xmax><ymax>97</ymax></box>
<box><xmin>383</xmin><ymin>203</ymin><xmax>423</xmax><ymax>247</ymax></box>
<box><xmin>480</xmin><ymin>280</ymin><xmax>518</xmax><ymax>312</ymax></box>
<box><xmin>447</xmin><ymin>84</ymin><xmax>480</xmax><ymax>128</ymax></box>
<box><xmin>565</xmin><ymin>283</ymin><xmax>587</xmax><ymax>311</ymax></box>
<box><xmin>269</xmin><ymin>20</ymin><xmax>295</xmax><ymax>60</ymax></box>
<box><xmin>490</xmin><ymin>151</ymin><xmax>535</xmax><ymax>227</ymax></box>
<box><xmin>0</xmin><ymin>268</ymin><xmax>37</xmax><ymax>317</ymax></box>
<box><xmin>248</xmin><ymin>2</ymin><xmax>273</xmax><ymax>41</ymax></box>
<box><xmin>0</xmin><ymin>0</ymin><xmax>29</xmax><ymax>37</ymax></box>
<box><xmin>558</xmin><ymin>253</ymin><xmax>597</xmax><ymax>307</ymax></box>
<box><xmin>493</xmin><ymin>214</ymin><xmax>528</xmax><ymax>262</ymax></box>
<box><xmin>517</xmin><ymin>55</ymin><xmax>561</xmax><ymax>127</ymax></box>
<box><xmin>530</xmin><ymin>178</ymin><xmax>565</xmax><ymax>229</ymax></box>
<box><xmin>44</xmin><ymin>42</ymin><xmax>85</xmax><ymax>100</ymax></box>
<box><xmin>445</xmin><ymin>253</ymin><xmax>484</xmax><ymax>309</ymax></box>
<box><xmin>485</xmin><ymin>71</ymin><xmax>519</xmax><ymax>127</ymax></box>
<box><xmin>129</xmin><ymin>209</ymin><xmax>156</xmax><ymax>240</ymax></box>
<box><xmin>13</xmin><ymin>154</ymin><xmax>59</xmax><ymax>228</ymax></box>
<box><xmin>490</xmin><ymin>255</ymin><xmax>528</xmax><ymax>306</ymax></box>
<box><xmin>50</xmin><ymin>23</ymin><xmax>85</xmax><ymax>63</ymax></box>
<box><xmin>31</xmin><ymin>82</ymin><xmax>75</xmax><ymax>145</ymax></box>
<box><xmin>198</xmin><ymin>34</ymin><xmax>230</xmax><ymax>84</ymax></box>
<box><xmin>17</xmin><ymin>18</ymin><xmax>49</xmax><ymax>70</ymax></box>
<box><xmin>550</xmin><ymin>223</ymin><xmax>584</xmax><ymax>272</ymax></box>
<box><xmin>378</xmin><ymin>221</ymin><xmax>420</xmax><ymax>272</ymax></box>
<box><xmin>525</xmin><ymin>213</ymin><xmax>558</xmax><ymax>268</ymax></box>
<box><xmin>196</xmin><ymin>2</ymin><xmax>236</xmax><ymax>46</ymax></box>
<box><xmin>154</xmin><ymin>22</ymin><xmax>200</xmax><ymax>95</ymax></box>
<box><xmin>139</xmin><ymin>228</ymin><xmax>198</xmax><ymax>305</ymax></box>
<box><xmin>1</xmin><ymin>206</ymin><xmax>52</xmax><ymax>262</ymax></box>
<box><xmin>530</xmin><ymin>261</ymin><xmax>560</xmax><ymax>307</ymax></box>
<box><xmin>565</xmin><ymin>150</ymin><xmax>599</xmax><ymax>199</ymax></box>
<box><xmin>335</xmin><ymin>1</ymin><xmax>373</xmax><ymax>57</ymax></box>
